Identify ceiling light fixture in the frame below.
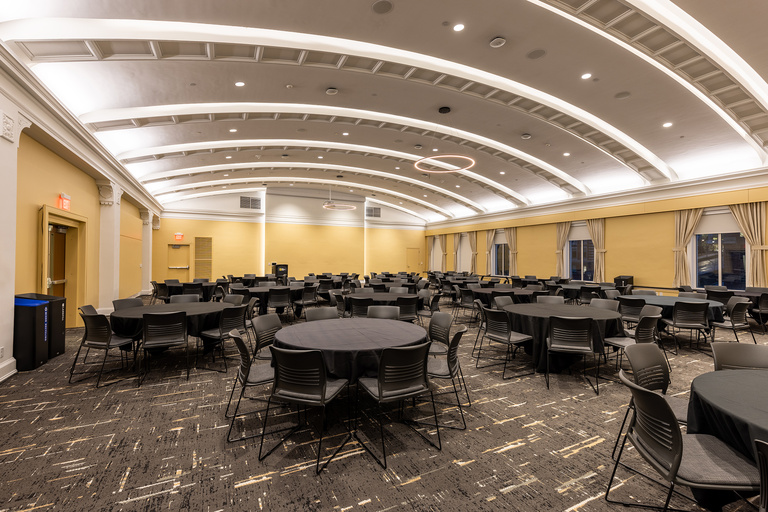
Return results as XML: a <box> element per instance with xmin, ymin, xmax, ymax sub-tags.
<box><xmin>322</xmin><ymin>186</ymin><xmax>356</xmax><ymax>211</ymax></box>
<box><xmin>563</xmin><ymin>152</ymin><xmax>571</xmax><ymax>156</ymax></box>
<box><xmin>234</xmin><ymin>81</ymin><xmax>245</xmax><ymax>87</ymax></box>
<box><xmin>499</xmin><ymin>171</ymin><xmax>506</xmax><ymax>175</ymax></box>
<box><xmin>581</xmin><ymin>73</ymin><xmax>592</xmax><ymax>79</ymax></box>
<box><xmin>342</xmin><ymin>132</ymin><xmax>349</xmax><ymax>136</ymax></box>
<box><xmin>229</xmin><ymin>128</ymin><xmax>237</xmax><ymax>133</ymax></box>
<box><xmin>453</xmin><ymin>24</ymin><xmax>465</xmax><ymax>31</ymax></box>
<box><xmin>414</xmin><ymin>154</ymin><xmax>475</xmax><ymax>173</ymax></box>
<box><xmin>663</xmin><ymin>122</ymin><xmax>673</xmax><ymax>128</ymax></box>
<box><xmin>225</xmin><ymin>156</ymin><xmax>232</xmax><ymax>159</ymax></box>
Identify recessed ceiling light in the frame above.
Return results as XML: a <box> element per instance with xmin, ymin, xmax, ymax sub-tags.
<box><xmin>432</xmin><ymin>148</ymin><xmax>439</xmax><ymax>152</ymax></box>
<box><xmin>318</xmin><ymin>156</ymin><xmax>324</xmax><ymax>159</ymax></box>
<box><xmin>663</xmin><ymin>122</ymin><xmax>673</xmax><ymax>128</ymax></box>
<box><xmin>223</xmin><ymin>174</ymin><xmax>229</xmax><ymax>176</ymax></box>
<box><xmin>423</xmin><ymin>194</ymin><xmax>427</xmax><ymax>197</ymax></box>
<box><xmin>581</xmin><ymin>73</ymin><xmax>592</xmax><ymax>80</ymax></box>
<box><xmin>455</xmin><ymin>185</ymin><xmax>460</xmax><ymax>188</ymax></box>
<box><xmin>342</xmin><ymin>132</ymin><xmax>349</xmax><ymax>136</ymax></box>
<box><xmin>395</xmin><ymin>166</ymin><xmax>400</xmax><ymax>170</ymax></box>
<box><xmin>563</xmin><ymin>152</ymin><xmax>571</xmax><ymax>156</ymax></box>
<box><xmin>399</xmin><ymin>201</ymin><xmax>403</xmax><ymax>204</ymax></box>
<box><xmin>222</xmin><ymin>186</ymin><xmax>227</xmax><ymax>189</ymax></box>
<box><xmin>453</xmin><ymin>23</ymin><xmax>465</xmax><ymax>31</ymax></box>
<box><xmin>350</xmin><ymin>189</ymin><xmax>354</xmax><ymax>192</ymax></box>
<box><xmin>234</xmin><ymin>81</ymin><xmax>245</xmax><ymax>87</ymax></box>
<box><xmin>225</xmin><ymin>156</ymin><xmax>232</xmax><ymax>159</ymax></box>
<box><xmin>289</xmin><ymin>183</ymin><xmax>294</xmax><ymax>186</ymax></box>
<box><xmin>229</xmin><ymin>128</ymin><xmax>237</xmax><ymax>133</ymax></box>
<box><xmin>499</xmin><ymin>171</ymin><xmax>505</xmax><ymax>175</ymax></box>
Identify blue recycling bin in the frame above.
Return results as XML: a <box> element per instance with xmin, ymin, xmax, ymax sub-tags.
<box><xmin>15</xmin><ymin>293</ymin><xmax>66</xmax><ymax>359</ymax></box>
<box><xmin>13</xmin><ymin>298</ymin><xmax>49</xmax><ymax>371</ymax></box>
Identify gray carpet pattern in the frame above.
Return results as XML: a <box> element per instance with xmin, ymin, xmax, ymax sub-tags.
<box><xmin>0</xmin><ymin>300</ymin><xmax>763</xmax><ymax>512</ymax></box>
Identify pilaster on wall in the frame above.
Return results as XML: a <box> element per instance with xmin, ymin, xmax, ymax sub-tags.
<box><xmin>97</xmin><ymin>181</ymin><xmax>122</xmax><ymax>312</ymax></box>
<box><xmin>140</xmin><ymin>209</ymin><xmax>157</xmax><ymax>295</ymax></box>
<box><xmin>0</xmin><ymin>104</ymin><xmax>31</xmax><ymax>382</ymax></box>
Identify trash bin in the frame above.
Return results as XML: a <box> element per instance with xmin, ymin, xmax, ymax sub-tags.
<box><xmin>13</xmin><ymin>298</ymin><xmax>49</xmax><ymax>371</ymax></box>
<box><xmin>15</xmin><ymin>293</ymin><xmax>66</xmax><ymax>359</ymax></box>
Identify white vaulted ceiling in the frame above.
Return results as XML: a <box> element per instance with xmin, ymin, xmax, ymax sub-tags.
<box><xmin>1</xmin><ymin>0</ymin><xmax>767</xmax><ymax>224</ymax></box>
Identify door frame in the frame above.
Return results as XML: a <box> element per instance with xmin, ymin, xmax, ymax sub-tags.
<box><xmin>38</xmin><ymin>205</ymin><xmax>87</xmax><ymax>327</ymax></box>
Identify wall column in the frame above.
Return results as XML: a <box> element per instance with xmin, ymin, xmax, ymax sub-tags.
<box><xmin>0</xmin><ymin>101</ymin><xmax>31</xmax><ymax>381</ymax></box>
<box><xmin>97</xmin><ymin>181</ymin><xmax>122</xmax><ymax>311</ymax></box>
<box><xmin>140</xmin><ymin>209</ymin><xmax>154</xmax><ymax>295</ymax></box>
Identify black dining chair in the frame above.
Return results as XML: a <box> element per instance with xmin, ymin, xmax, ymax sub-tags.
<box><xmin>711</xmin><ymin>342</ymin><xmax>768</xmax><ymax>371</ymax></box>
<box><xmin>182</xmin><ymin>282</ymin><xmax>204</xmax><ymax>301</ymax></box>
<box><xmin>305</xmin><ymin>307</ymin><xmax>338</xmax><ymax>322</ymax></box>
<box><xmin>395</xmin><ymin>296</ymin><xmax>419</xmax><ymax>323</ymax></box>
<box><xmin>113</xmin><ymin>297</ymin><xmax>143</xmax><ymax>310</ymax></box>
<box><xmin>476</xmin><ymin>306</ymin><xmax>533</xmax><ymax>379</ymax></box>
<box><xmin>756</xmin><ymin>439</ymin><xmax>768</xmax><ymax>512</ymax></box>
<box><xmin>662</xmin><ymin>301</ymin><xmax>710</xmax><ymax>351</ymax></box>
<box><xmin>69</xmin><ymin>313</ymin><xmax>136</xmax><ymax>387</ymax></box>
<box><xmin>139</xmin><ymin>311</ymin><xmax>189</xmax><ymax>386</ymax></box>
<box><xmin>267</xmin><ymin>287</ymin><xmax>293</xmax><ymax>321</ymax></box>
<box><xmin>366</xmin><ymin>305</ymin><xmax>400</xmax><ymax>320</ymax></box>
<box><xmin>253</xmin><ymin>313</ymin><xmax>283</xmax><ymax>361</ymax></box>
<box><xmin>711</xmin><ymin>298</ymin><xmax>756</xmax><ymax>344</ymax></box>
<box><xmin>197</xmin><ymin>304</ymin><xmax>248</xmax><ymax>372</ymax></box>
<box><xmin>545</xmin><ymin>316</ymin><xmax>600</xmax><ymax>395</ymax></box>
<box><xmin>349</xmin><ymin>296</ymin><xmax>374</xmax><ymax>318</ymax></box>
<box><xmin>427</xmin><ymin>326</ymin><xmax>470</xmax><ymax>430</ymax></box>
<box><xmin>169</xmin><ymin>294</ymin><xmax>199</xmax><ymax>303</ymax></box>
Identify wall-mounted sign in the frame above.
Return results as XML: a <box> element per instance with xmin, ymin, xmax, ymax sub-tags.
<box><xmin>174</xmin><ymin>232</ymin><xmax>184</xmax><ymax>241</ymax></box>
<box><xmin>58</xmin><ymin>193</ymin><xmax>71</xmax><ymax>211</ymax></box>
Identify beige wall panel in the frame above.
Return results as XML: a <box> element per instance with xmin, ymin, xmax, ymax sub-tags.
<box><xmin>119</xmin><ymin>201</ymin><xmax>143</xmax><ymax>298</ymax></box>
<box><xmin>517</xmin><ymin>224</ymin><xmax>556</xmax><ymax>277</ymax></box>
<box><xmin>365</xmin><ymin>228</ymin><xmax>426</xmax><ymax>275</ymax></box>
<box><xmin>153</xmin><ymin>218</ymin><xmax>263</xmax><ymax>281</ymax></box>
<box><xmin>265</xmin><ymin>223</ymin><xmax>363</xmax><ymax>278</ymax></box>
<box><xmin>605</xmin><ymin>212</ymin><xmax>675</xmax><ymax>288</ymax></box>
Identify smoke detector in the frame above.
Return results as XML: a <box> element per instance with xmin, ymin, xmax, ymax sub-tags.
<box><xmin>489</xmin><ymin>36</ymin><xmax>506</xmax><ymax>48</ymax></box>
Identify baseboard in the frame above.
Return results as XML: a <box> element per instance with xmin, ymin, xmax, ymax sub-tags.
<box><xmin>0</xmin><ymin>357</ymin><xmax>18</xmax><ymax>383</ymax></box>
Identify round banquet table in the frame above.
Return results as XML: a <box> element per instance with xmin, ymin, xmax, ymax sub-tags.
<box><xmin>166</xmin><ymin>282</ymin><xmax>217</xmax><ymax>301</ymax></box>
<box><xmin>273</xmin><ymin>318</ymin><xmax>427</xmax><ymax>381</ymax></box>
<box><xmin>246</xmin><ymin>284</ymin><xmax>305</xmax><ymax>314</ymax></box>
<box><xmin>687</xmin><ymin>369</ymin><xmax>768</xmax><ymax>461</ymax></box>
<box><xmin>472</xmin><ymin>288</ymin><xmax>526</xmax><ymax>306</ymax></box>
<box><xmin>342</xmin><ymin>292</ymin><xmax>419</xmax><ymax>314</ymax></box>
<box><xmin>502</xmin><ymin>303</ymin><xmax>622</xmax><ymax>372</ymax></box>
<box><xmin>560</xmin><ymin>283</ymin><xmax>615</xmax><ymax>300</ymax></box>
<box><xmin>617</xmin><ymin>295</ymin><xmax>724</xmax><ymax>322</ymax></box>
<box><xmin>110</xmin><ymin>302</ymin><xmax>231</xmax><ymax>338</ymax></box>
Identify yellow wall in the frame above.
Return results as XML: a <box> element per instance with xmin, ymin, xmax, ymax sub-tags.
<box><xmin>119</xmin><ymin>201</ymin><xmax>143</xmax><ymax>298</ymax></box>
<box><xmin>265</xmin><ymin>223</ymin><xmax>363</xmax><ymax>278</ymax></box>
<box><xmin>365</xmin><ymin>228</ymin><xmax>426</xmax><ymax>275</ymax></box>
<box><xmin>153</xmin><ymin>218</ymin><xmax>263</xmax><ymax>281</ymax></box>
<box><xmin>606</xmin><ymin>212</ymin><xmax>675</xmax><ymax>288</ymax></box>
<box><xmin>15</xmin><ymin>134</ymin><xmax>101</xmax><ymax>312</ymax></box>
<box><xmin>517</xmin><ymin>224</ymin><xmax>557</xmax><ymax>277</ymax></box>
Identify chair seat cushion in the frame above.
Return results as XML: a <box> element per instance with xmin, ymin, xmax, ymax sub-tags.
<box><xmin>604</xmin><ymin>336</ymin><xmax>635</xmax><ymax>349</ymax></box>
<box><xmin>273</xmin><ymin>376</ymin><xmax>347</xmax><ymax>404</ymax></box>
<box><xmin>428</xmin><ymin>344</ymin><xmax>448</xmax><ymax>355</ymax></box>
<box><xmin>358</xmin><ymin>377</ymin><xmax>428</xmax><ymax>402</ymax></box>
<box><xmin>675</xmin><ymin>434</ymin><xmax>759</xmax><ymax>488</ymax></box>
<box><xmin>427</xmin><ymin>358</ymin><xmax>450</xmax><ymax>379</ymax></box>
<box><xmin>664</xmin><ymin>395</ymin><xmax>689</xmax><ymax>424</ymax></box>
<box><xmin>710</xmin><ymin>320</ymin><xmax>748</xmax><ymax>329</ymax></box>
<box><xmin>245</xmin><ymin>362</ymin><xmax>274</xmax><ymax>386</ymax></box>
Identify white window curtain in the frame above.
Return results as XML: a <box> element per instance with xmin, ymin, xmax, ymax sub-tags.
<box><xmin>555</xmin><ymin>221</ymin><xmax>571</xmax><ymax>278</ymax></box>
<box><xmin>673</xmin><ymin>209</ymin><xmax>703</xmax><ymax>288</ymax></box>
<box><xmin>438</xmin><ymin>234</ymin><xmax>447</xmax><ymax>272</ymax></box>
<box><xmin>484</xmin><ymin>230</ymin><xmax>494</xmax><ymax>275</ymax></box>
<box><xmin>453</xmin><ymin>233</ymin><xmax>461</xmax><ymax>271</ymax></box>
<box><xmin>468</xmin><ymin>231</ymin><xmax>478</xmax><ymax>274</ymax></box>
<box><xmin>586</xmin><ymin>218</ymin><xmax>606</xmax><ymax>283</ymax></box>
<box><xmin>504</xmin><ymin>227</ymin><xmax>517</xmax><ymax>276</ymax></box>
<box><xmin>729</xmin><ymin>202</ymin><xmax>767</xmax><ymax>287</ymax></box>
<box><xmin>426</xmin><ymin>235</ymin><xmax>433</xmax><ymax>271</ymax></box>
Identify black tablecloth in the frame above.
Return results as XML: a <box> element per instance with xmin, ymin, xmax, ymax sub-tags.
<box><xmin>247</xmin><ymin>284</ymin><xmax>305</xmax><ymax>314</ymax></box>
<box><xmin>617</xmin><ymin>295</ymin><xmax>724</xmax><ymax>322</ymax></box>
<box><xmin>110</xmin><ymin>302</ymin><xmax>231</xmax><ymax>338</ymax></box>
<box><xmin>687</xmin><ymin>369</ymin><xmax>768</xmax><ymax>461</ymax></box>
<box><xmin>166</xmin><ymin>282</ymin><xmax>217</xmax><ymax>301</ymax></box>
<box><xmin>560</xmin><ymin>284</ymin><xmax>615</xmax><ymax>300</ymax></box>
<box><xmin>273</xmin><ymin>318</ymin><xmax>426</xmax><ymax>380</ymax></box>
<box><xmin>503</xmin><ymin>303</ymin><xmax>622</xmax><ymax>372</ymax></box>
<box><xmin>471</xmin><ymin>288</ymin><xmax>526</xmax><ymax>306</ymax></box>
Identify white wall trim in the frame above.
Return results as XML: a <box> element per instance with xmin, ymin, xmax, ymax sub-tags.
<box><xmin>162</xmin><ymin>209</ymin><xmax>264</xmax><ymax>223</ymax></box>
<box><xmin>266</xmin><ymin>214</ymin><xmax>364</xmax><ymax>227</ymax></box>
<box><xmin>0</xmin><ymin>357</ymin><xmax>17</xmax><ymax>384</ymax></box>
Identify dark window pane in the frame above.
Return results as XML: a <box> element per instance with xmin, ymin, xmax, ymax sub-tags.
<box><xmin>696</xmin><ymin>234</ymin><xmax>719</xmax><ymax>288</ymax></box>
<box><xmin>721</xmin><ymin>233</ymin><xmax>745</xmax><ymax>290</ymax></box>
<box><xmin>570</xmin><ymin>240</ymin><xmax>580</xmax><ymax>280</ymax></box>
<box><xmin>583</xmin><ymin>239</ymin><xmax>595</xmax><ymax>281</ymax></box>
<box><xmin>494</xmin><ymin>243</ymin><xmax>509</xmax><ymax>275</ymax></box>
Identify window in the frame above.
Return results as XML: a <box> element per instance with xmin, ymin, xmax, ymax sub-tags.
<box><xmin>695</xmin><ymin>233</ymin><xmax>745</xmax><ymax>289</ymax></box>
<box><xmin>569</xmin><ymin>239</ymin><xmax>594</xmax><ymax>281</ymax></box>
<box><xmin>494</xmin><ymin>243</ymin><xmax>509</xmax><ymax>275</ymax></box>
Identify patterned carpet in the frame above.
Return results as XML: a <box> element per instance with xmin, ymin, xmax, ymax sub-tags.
<box><xmin>0</xmin><ymin>300</ymin><xmax>763</xmax><ymax>512</ymax></box>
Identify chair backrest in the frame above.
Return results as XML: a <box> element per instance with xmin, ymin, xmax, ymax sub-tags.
<box><xmin>428</xmin><ymin>311</ymin><xmax>452</xmax><ymax>345</ymax></box>
<box><xmin>219</xmin><ymin>305</ymin><xmax>248</xmax><ymax>334</ymax></box>
<box><xmin>619</xmin><ymin>369</ymin><xmax>683</xmax><ymax>481</ymax></box>
<box><xmin>170</xmin><ymin>294</ymin><xmax>199</xmax><ymax>303</ymax></box>
<box><xmin>334</xmin><ymin>293</ymin><xmax>346</xmax><ymax>317</ymax></box>
<box><xmin>445</xmin><ymin>326</ymin><xmax>468</xmax><ymax>378</ymax></box>
<box><xmin>707</xmin><ymin>290</ymin><xmax>734</xmax><ymax>304</ymax></box>
<box><xmin>305</xmin><ymin>307</ymin><xmax>339</xmax><ymax>322</ymax></box>
<box><xmin>164</xmin><ymin>279</ymin><xmax>180</xmax><ymax>285</ymax></box>
<box><xmin>672</xmin><ymin>301</ymin><xmax>709</xmax><ymax>326</ymax></box>
<box><xmin>756</xmin><ymin>439</ymin><xmax>768</xmax><ymax>512</ymax></box>
<box><xmin>603</xmin><ymin>289</ymin><xmax>620</xmax><ymax>300</ymax></box>
<box><xmin>142</xmin><ymin>311</ymin><xmax>187</xmax><ymax>348</ymax></box>
<box><xmin>395</xmin><ymin>296</ymin><xmax>418</xmax><ymax>319</ymax></box>
<box><xmin>246</xmin><ymin>297</ymin><xmax>259</xmax><ymax>319</ymax></box>
<box><xmin>270</xmin><ymin>346</ymin><xmax>327</xmax><ymax>404</ymax></box>
<box><xmin>727</xmin><ymin>300</ymin><xmax>751</xmax><ymax>326</ymax></box>
<box><xmin>525</xmin><ymin>283</ymin><xmax>544</xmax><ymax>291</ymax></box>
<box><xmin>212</xmin><ymin>285</ymin><xmax>225</xmax><ymax>301</ymax></box>
<box><xmin>638</xmin><ymin>304</ymin><xmax>663</xmax><ymax>318</ymax></box>
<box><xmin>223</xmin><ymin>294</ymin><xmax>244</xmax><ymax>305</ymax></box>
<box><xmin>633</xmin><ymin>314</ymin><xmax>662</xmax><ymax>345</ymax></box>
<box><xmin>711</xmin><ymin>342</ymin><xmax>768</xmax><ymax>371</ymax></box>
<box><xmin>229</xmin><ymin>329</ymin><xmax>252</xmax><ymax>387</ymax></box>
<box><xmin>390</xmin><ymin>287</ymin><xmax>408</xmax><ymax>294</ymax></box>
<box><xmin>267</xmin><ymin>287</ymin><xmax>291</xmax><ymax>305</ymax></box>
<box><xmin>619</xmin><ymin>297</ymin><xmax>646</xmax><ymax>318</ymax></box>
<box><xmin>80</xmin><ymin>313</ymin><xmax>112</xmax><ymax>344</ymax></box>
<box><xmin>481</xmin><ymin>307</ymin><xmax>510</xmax><ymax>338</ymax></box>
<box><xmin>459</xmin><ymin>288</ymin><xmax>475</xmax><ymax>305</ymax></box>
<box><xmin>350</xmin><ymin>296</ymin><xmax>373</xmax><ymax>317</ymax></box>
<box><xmin>624</xmin><ymin>343</ymin><xmax>670</xmax><ymax>393</ymax></box>
<box><xmin>589</xmin><ymin>298</ymin><xmax>619</xmax><ymax>311</ymax></box>
<box><xmin>678</xmin><ymin>291</ymin><xmax>706</xmax><ymax>299</ymax></box>
<box><xmin>579</xmin><ymin>285</ymin><xmax>601</xmax><ymax>301</ymax></box>
<box><xmin>182</xmin><ymin>282</ymin><xmax>203</xmax><ymax>297</ymax></box>
<box><xmin>493</xmin><ymin>295</ymin><xmax>515</xmax><ymax>308</ymax></box>
<box><xmin>536</xmin><ymin>295</ymin><xmax>564</xmax><ymax>304</ymax></box>
<box><xmin>300</xmin><ymin>285</ymin><xmax>318</xmax><ymax>302</ymax></box>
<box><xmin>376</xmin><ymin>342</ymin><xmax>431</xmax><ymax>399</ymax></box>
<box><xmin>253</xmin><ymin>313</ymin><xmax>282</xmax><ymax>353</ymax></box>
<box><xmin>548</xmin><ymin>316</ymin><xmax>594</xmax><ymax>352</ymax></box>
<box><xmin>113</xmin><ymin>297</ymin><xmax>143</xmax><ymax>310</ymax></box>
<box><xmin>724</xmin><ymin>295</ymin><xmax>750</xmax><ymax>315</ymax></box>
<box><xmin>632</xmin><ymin>290</ymin><xmax>658</xmax><ymax>296</ymax></box>
<box><xmin>229</xmin><ymin>287</ymin><xmax>252</xmax><ymax>301</ymax></box>
<box><xmin>367</xmin><ymin>305</ymin><xmax>400</xmax><ymax>320</ymax></box>
<box><xmin>78</xmin><ymin>304</ymin><xmax>98</xmax><ymax>315</ymax></box>
<box><xmin>704</xmin><ymin>285</ymin><xmax>727</xmax><ymax>292</ymax></box>
<box><xmin>759</xmin><ymin>293</ymin><xmax>768</xmax><ymax>310</ymax></box>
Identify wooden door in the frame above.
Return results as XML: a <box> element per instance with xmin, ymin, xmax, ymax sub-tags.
<box><xmin>168</xmin><ymin>244</ymin><xmax>190</xmax><ymax>281</ymax></box>
<box><xmin>48</xmin><ymin>225</ymin><xmax>67</xmax><ymax>297</ymax></box>
<box><xmin>406</xmin><ymin>247</ymin><xmax>422</xmax><ymax>276</ymax></box>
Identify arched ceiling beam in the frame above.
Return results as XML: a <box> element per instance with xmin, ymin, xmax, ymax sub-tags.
<box><xmin>82</xmin><ymin>102</ymin><xmax>593</xmax><ymax>194</ymax></box>
<box><xmin>0</xmin><ymin>17</ymin><xmax>676</xmax><ymax>180</ymax></box>
<box><xmin>139</xmin><ymin>161</ymin><xmax>487</xmax><ymax>213</ymax></box>
<box><xmin>119</xmin><ymin>138</ymin><xmax>529</xmax><ymax>206</ymax></box>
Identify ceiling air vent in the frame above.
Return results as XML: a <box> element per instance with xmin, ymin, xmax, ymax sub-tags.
<box><xmin>240</xmin><ymin>196</ymin><xmax>261</xmax><ymax>209</ymax></box>
<box><xmin>366</xmin><ymin>206</ymin><xmax>381</xmax><ymax>218</ymax></box>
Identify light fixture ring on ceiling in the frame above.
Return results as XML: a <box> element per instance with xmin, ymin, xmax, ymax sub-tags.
<box><xmin>414</xmin><ymin>154</ymin><xmax>475</xmax><ymax>173</ymax></box>
<box><xmin>322</xmin><ymin>186</ymin><xmax>356</xmax><ymax>210</ymax></box>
